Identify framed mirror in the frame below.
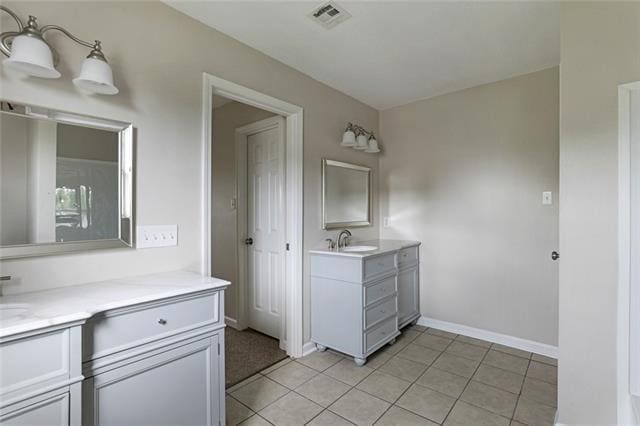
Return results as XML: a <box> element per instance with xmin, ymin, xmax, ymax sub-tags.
<box><xmin>0</xmin><ymin>101</ymin><xmax>133</xmax><ymax>259</ymax></box>
<box><xmin>322</xmin><ymin>159</ymin><xmax>372</xmax><ymax>229</ymax></box>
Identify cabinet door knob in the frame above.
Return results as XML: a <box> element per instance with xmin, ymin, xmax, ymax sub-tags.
<box><xmin>551</xmin><ymin>251</ymin><xmax>560</xmax><ymax>261</ymax></box>
<box><xmin>157</xmin><ymin>318</ymin><xmax>167</xmax><ymax>325</ymax></box>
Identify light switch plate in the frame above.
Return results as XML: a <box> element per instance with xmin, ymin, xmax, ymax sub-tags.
<box><xmin>542</xmin><ymin>191</ymin><xmax>553</xmax><ymax>205</ymax></box>
<box><xmin>137</xmin><ymin>225</ymin><xmax>178</xmax><ymax>248</ymax></box>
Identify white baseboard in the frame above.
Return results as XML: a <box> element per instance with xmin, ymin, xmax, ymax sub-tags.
<box><xmin>554</xmin><ymin>410</ymin><xmax>564</xmax><ymax>426</ymax></box>
<box><xmin>418</xmin><ymin>316</ymin><xmax>558</xmax><ymax>359</ymax></box>
<box><xmin>301</xmin><ymin>341</ymin><xmax>317</xmax><ymax>357</ymax></box>
<box><xmin>225</xmin><ymin>316</ymin><xmax>240</xmax><ymax>330</ymax></box>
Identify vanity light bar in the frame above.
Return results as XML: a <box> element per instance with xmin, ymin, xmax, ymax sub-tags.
<box><xmin>341</xmin><ymin>122</ymin><xmax>380</xmax><ymax>153</ymax></box>
<box><xmin>0</xmin><ymin>6</ymin><xmax>119</xmax><ymax>95</ymax></box>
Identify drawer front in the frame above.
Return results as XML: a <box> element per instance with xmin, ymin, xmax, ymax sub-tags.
<box><xmin>365</xmin><ymin>276</ymin><xmax>396</xmax><ymax>306</ymax></box>
<box><xmin>365</xmin><ymin>318</ymin><xmax>397</xmax><ymax>353</ymax></box>
<box><xmin>398</xmin><ymin>246</ymin><xmax>419</xmax><ymax>267</ymax></box>
<box><xmin>365</xmin><ymin>297</ymin><xmax>397</xmax><ymax>329</ymax></box>
<box><xmin>364</xmin><ymin>254</ymin><xmax>396</xmax><ymax>280</ymax></box>
<box><xmin>1</xmin><ymin>392</ymin><xmax>69</xmax><ymax>426</ymax></box>
<box><xmin>85</xmin><ymin>292</ymin><xmax>219</xmax><ymax>360</ymax></box>
<box><xmin>0</xmin><ymin>329</ymin><xmax>69</xmax><ymax>396</ymax></box>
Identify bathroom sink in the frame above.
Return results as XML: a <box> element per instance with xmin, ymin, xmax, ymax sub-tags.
<box><xmin>0</xmin><ymin>303</ymin><xmax>30</xmax><ymax>321</ymax></box>
<box><xmin>341</xmin><ymin>245</ymin><xmax>378</xmax><ymax>252</ymax></box>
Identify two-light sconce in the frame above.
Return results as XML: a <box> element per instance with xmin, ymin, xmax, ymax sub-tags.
<box><xmin>0</xmin><ymin>6</ymin><xmax>118</xmax><ymax>95</ymax></box>
<box><xmin>341</xmin><ymin>123</ymin><xmax>380</xmax><ymax>153</ymax></box>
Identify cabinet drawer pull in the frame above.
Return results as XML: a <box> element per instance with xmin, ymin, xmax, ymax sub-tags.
<box><xmin>157</xmin><ymin>318</ymin><xmax>167</xmax><ymax>325</ymax></box>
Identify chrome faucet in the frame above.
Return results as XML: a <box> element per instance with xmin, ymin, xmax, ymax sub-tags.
<box><xmin>336</xmin><ymin>229</ymin><xmax>352</xmax><ymax>249</ymax></box>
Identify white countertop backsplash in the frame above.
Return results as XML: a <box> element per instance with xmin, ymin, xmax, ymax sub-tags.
<box><xmin>0</xmin><ymin>271</ymin><xmax>229</xmax><ymax>339</ymax></box>
<box><xmin>308</xmin><ymin>239</ymin><xmax>421</xmax><ymax>258</ymax></box>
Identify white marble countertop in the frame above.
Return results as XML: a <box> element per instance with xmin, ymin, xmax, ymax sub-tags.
<box><xmin>308</xmin><ymin>239</ymin><xmax>420</xmax><ymax>258</ymax></box>
<box><xmin>0</xmin><ymin>271</ymin><xmax>230</xmax><ymax>339</ymax></box>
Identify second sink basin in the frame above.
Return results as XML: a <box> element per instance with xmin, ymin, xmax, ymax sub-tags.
<box><xmin>341</xmin><ymin>245</ymin><xmax>378</xmax><ymax>252</ymax></box>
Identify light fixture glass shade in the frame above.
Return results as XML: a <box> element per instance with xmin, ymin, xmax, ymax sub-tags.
<box><xmin>73</xmin><ymin>57</ymin><xmax>118</xmax><ymax>95</ymax></box>
<box><xmin>364</xmin><ymin>136</ymin><xmax>380</xmax><ymax>153</ymax></box>
<box><xmin>3</xmin><ymin>34</ymin><xmax>60</xmax><ymax>78</ymax></box>
<box><xmin>354</xmin><ymin>132</ymin><xmax>368</xmax><ymax>150</ymax></box>
<box><xmin>341</xmin><ymin>129</ymin><xmax>356</xmax><ymax>146</ymax></box>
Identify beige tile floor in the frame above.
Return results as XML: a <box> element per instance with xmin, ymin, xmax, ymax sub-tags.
<box><xmin>226</xmin><ymin>325</ymin><xmax>558</xmax><ymax>426</ymax></box>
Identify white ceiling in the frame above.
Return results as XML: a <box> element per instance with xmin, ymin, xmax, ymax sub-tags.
<box><xmin>167</xmin><ymin>1</ymin><xmax>559</xmax><ymax>110</ymax></box>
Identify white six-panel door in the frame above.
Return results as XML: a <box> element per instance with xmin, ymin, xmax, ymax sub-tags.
<box><xmin>246</xmin><ymin>118</ymin><xmax>285</xmax><ymax>339</ymax></box>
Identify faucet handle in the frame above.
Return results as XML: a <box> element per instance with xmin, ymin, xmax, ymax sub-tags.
<box><xmin>325</xmin><ymin>238</ymin><xmax>335</xmax><ymax>250</ymax></box>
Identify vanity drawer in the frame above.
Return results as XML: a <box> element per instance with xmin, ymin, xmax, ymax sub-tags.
<box><xmin>0</xmin><ymin>329</ymin><xmax>70</xmax><ymax>398</ymax></box>
<box><xmin>363</xmin><ymin>253</ymin><xmax>396</xmax><ymax>280</ymax></box>
<box><xmin>365</xmin><ymin>318</ymin><xmax>397</xmax><ymax>353</ymax></box>
<box><xmin>364</xmin><ymin>275</ymin><xmax>396</xmax><ymax>306</ymax></box>
<box><xmin>398</xmin><ymin>246</ymin><xmax>419</xmax><ymax>267</ymax></box>
<box><xmin>84</xmin><ymin>292</ymin><xmax>219</xmax><ymax>360</ymax></box>
<box><xmin>364</xmin><ymin>296</ymin><xmax>397</xmax><ymax>329</ymax></box>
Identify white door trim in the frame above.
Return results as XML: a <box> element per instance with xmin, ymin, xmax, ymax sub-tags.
<box><xmin>201</xmin><ymin>73</ymin><xmax>304</xmax><ymax>357</ymax></box>
<box><xmin>617</xmin><ymin>80</ymin><xmax>640</xmax><ymax>425</ymax></box>
<box><xmin>235</xmin><ymin>116</ymin><xmax>286</xmax><ymax>342</ymax></box>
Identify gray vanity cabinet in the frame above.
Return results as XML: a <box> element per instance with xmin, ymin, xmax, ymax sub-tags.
<box><xmin>0</xmin><ymin>287</ymin><xmax>226</xmax><ymax>426</ymax></box>
<box><xmin>0</xmin><ymin>326</ymin><xmax>82</xmax><ymax>426</ymax></box>
<box><xmin>82</xmin><ymin>290</ymin><xmax>225</xmax><ymax>426</ymax></box>
<box><xmin>83</xmin><ymin>335</ymin><xmax>220</xmax><ymax>426</ymax></box>
<box><xmin>310</xmin><ymin>242</ymin><xmax>420</xmax><ymax>366</ymax></box>
<box><xmin>397</xmin><ymin>265</ymin><xmax>420</xmax><ymax>327</ymax></box>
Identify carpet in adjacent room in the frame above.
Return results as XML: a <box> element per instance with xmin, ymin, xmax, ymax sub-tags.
<box><xmin>225</xmin><ymin>327</ymin><xmax>288</xmax><ymax>388</ymax></box>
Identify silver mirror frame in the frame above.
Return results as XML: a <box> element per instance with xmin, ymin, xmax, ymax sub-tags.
<box><xmin>0</xmin><ymin>100</ymin><xmax>134</xmax><ymax>259</ymax></box>
<box><xmin>321</xmin><ymin>158</ymin><xmax>372</xmax><ymax>230</ymax></box>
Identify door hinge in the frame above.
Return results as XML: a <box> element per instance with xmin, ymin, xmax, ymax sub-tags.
<box><xmin>286</xmin><ymin>243</ymin><xmax>290</xmax><ymax>251</ymax></box>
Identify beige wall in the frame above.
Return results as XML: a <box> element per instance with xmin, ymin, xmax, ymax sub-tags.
<box><xmin>558</xmin><ymin>2</ymin><xmax>640</xmax><ymax>423</ymax></box>
<box><xmin>379</xmin><ymin>67</ymin><xmax>559</xmax><ymax>345</ymax></box>
<box><xmin>0</xmin><ymin>1</ymin><xmax>379</xmax><ymax>343</ymax></box>
<box><xmin>211</xmin><ymin>101</ymin><xmax>275</xmax><ymax>320</ymax></box>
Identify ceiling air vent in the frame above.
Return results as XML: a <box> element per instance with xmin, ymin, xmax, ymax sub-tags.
<box><xmin>308</xmin><ymin>1</ymin><xmax>351</xmax><ymax>30</ymax></box>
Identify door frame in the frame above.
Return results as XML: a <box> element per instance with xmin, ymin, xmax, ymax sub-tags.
<box><xmin>235</xmin><ymin>116</ymin><xmax>286</xmax><ymax>348</ymax></box>
<box><xmin>617</xmin><ymin>80</ymin><xmax>640</xmax><ymax>424</ymax></box>
<box><xmin>201</xmin><ymin>73</ymin><xmax>304</xmax><ymax>357</ymax></box>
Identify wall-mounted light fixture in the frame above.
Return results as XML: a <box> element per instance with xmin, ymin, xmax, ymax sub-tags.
<box><xmin>0</xmin><ymin>6</ymin><xmax>118</xmax><ymax>95</ymax></box>
<box><xmin>341</xmin><ymin>123</ymin><xmax>380</xmax><ymax>153</ymax></box>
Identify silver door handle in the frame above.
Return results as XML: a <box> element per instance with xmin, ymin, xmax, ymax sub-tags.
<box><xmin>551</xmin><ymin>251</ymin><xmax>560</xmax><ymax>261</ymax></box>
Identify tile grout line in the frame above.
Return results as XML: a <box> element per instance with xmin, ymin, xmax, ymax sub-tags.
<box><xmin>439</xmin><ymin>338</ymin><xmax>494</xmax><ymax>425</ymax></box>
<box><xmin>371</xmin><ymin>327</ymin><xmax>458</xmax><ymax>424</ymax></box>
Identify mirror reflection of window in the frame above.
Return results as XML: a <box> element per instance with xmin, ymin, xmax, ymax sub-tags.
<box><xmin>55</xmin><ymin>123</ymin><xmax>118</xmax><ymax>243</ymax></box>
<box><xmin>0</xmin><ymin>113</ymin><xmax>119</xmax><ymax>246</ymax></box>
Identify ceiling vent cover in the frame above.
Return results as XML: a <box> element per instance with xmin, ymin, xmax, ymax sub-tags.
<box><xmin>308</xmin><ymin>2</ymin><xmax>351</xmax><ymax>30</ymax></box>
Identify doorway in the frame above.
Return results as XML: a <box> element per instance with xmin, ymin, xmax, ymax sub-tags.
<box><xmin>617</xmin><ymin>80</ymin><xmax>640</xmax><ymax>422</ymax></box>
<box><xmin>202</xmin><ymin>74</ymin><xmax>303</xmax><ymax>386</ymax></box>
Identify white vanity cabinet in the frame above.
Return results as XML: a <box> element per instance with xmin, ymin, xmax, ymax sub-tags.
<box><xmin>0</xmin><ymin>272</ymin><xmax>228</xmax><ymax>426</ymax></box>
<box><xmin>310</xmin><ymin>241</ymin><xmax>420</xmax><ymax>365</ymax></box>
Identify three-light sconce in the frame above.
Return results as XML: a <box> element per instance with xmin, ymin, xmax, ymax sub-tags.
<box><xmin>0</xmin><ymin>6</ymin><xmax>118</xmax><ymax>95</ymax></box>
<box><xmin>341</xmin><ymin>123</ymin><xmax>380</xmax><ymax>153</ymax></box>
